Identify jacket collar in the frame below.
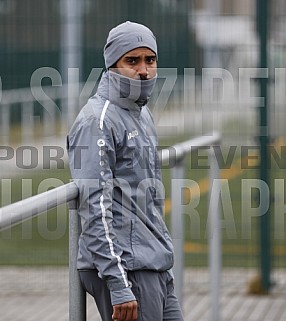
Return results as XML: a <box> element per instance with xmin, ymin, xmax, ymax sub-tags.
<box><xmin>97</xmin><ymin>71</ymin><xmax>143</xmax><ymax>115</ymax></box>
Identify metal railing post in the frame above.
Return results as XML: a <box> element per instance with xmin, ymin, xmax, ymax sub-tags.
<box><xmin>68</xmin><ymin>198</ymin><xmax>86</xmax><ymax>321</ymax></box>
<box><xmin>208</xmin><ymin>148</ymin><xmax>221</xmax><ymax>321</ymax></box>
<box><xmin>171</xmin><ymin>158</ymin><xmax>185</xmax><ymax>306</ymax></box>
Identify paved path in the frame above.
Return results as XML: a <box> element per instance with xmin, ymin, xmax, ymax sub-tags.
<box><xmin>0</xmin><ymin>267</ymin><xmax>285</xmax><ymax>321</ymax></box>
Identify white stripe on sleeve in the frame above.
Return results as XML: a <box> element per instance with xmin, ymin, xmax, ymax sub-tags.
<box><xmin>99</xmin><ymin>194</ymin><xmax>129</xmax><ymax>288</ymax></box>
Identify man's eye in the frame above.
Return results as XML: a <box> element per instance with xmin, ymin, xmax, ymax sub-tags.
<box><xmin>147</xmin><ymin>57</ymin><xmax>156</xmax><ymax>64</ymax></box>
<box><xmin>127</xmin><ymin>58</ymin><xmax>137</xmax><ymax>64</ymax></box>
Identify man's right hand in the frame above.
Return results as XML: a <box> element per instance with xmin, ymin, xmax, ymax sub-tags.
<box><xmin>112</xmin><ymin>300</ymin><xmax>138</xmax><ymax>321</ymax></box>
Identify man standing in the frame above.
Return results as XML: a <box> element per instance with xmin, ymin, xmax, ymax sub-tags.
<box><xmin>67</xmin><ymin>21</ymin><xmax>184</xmax><ymax>321</ymax></box>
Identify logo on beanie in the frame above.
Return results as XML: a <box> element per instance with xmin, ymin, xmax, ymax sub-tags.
<box><xmin>137</xmin><ymin>35</ymin><xmax>143</xmax><ymax>42</ymax></box>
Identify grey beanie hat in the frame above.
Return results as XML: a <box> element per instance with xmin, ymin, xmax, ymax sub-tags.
<box><xmin>104</xmin><ymin>21</ymin><xmax>157</xmax><ymax>69</ymax></box>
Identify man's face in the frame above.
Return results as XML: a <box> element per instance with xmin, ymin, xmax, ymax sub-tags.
<box><xmin>113</xmin><ymin>47</ymin><xmax>157</xmax><ymax>80</ymax></box>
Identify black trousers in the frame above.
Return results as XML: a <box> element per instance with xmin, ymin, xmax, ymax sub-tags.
<box><xmin>79</xmin><ymin>269</ymin><xmax>184</xmax><ymax>321</ymax></box>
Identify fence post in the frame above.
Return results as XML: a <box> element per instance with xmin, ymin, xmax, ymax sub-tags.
<box><xmin>171</xmin><ymin>158</ymin><xmax>185</xmax><ymax>306</ymax></box>
<box><xmin>1</xmin><ymin>104</ymin><xmax>10</xmax><ymax>145</ymax></box>
<box><xmin>22</xmin><ymin>101</ymin><xmax>34</xmax><ymax>145</ymax></box>
<box><xmin>208</xmin><ymin>148</ymin><xmax>221</xmax><ymax>321</ymax></box>
<box><xmin>256</xmin><ymin>0</ymin><xmax>271</xmax><ymax>293</ymax></box>
<box><xmin>68</xmin><ymin>198</ymin><xmax>86</xmax><ymax>321</ymax></box>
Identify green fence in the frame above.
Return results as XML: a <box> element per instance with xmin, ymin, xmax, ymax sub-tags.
<box><xmin>0</xmin><ymin>0</ymin><xmax>197</xmax><ymax>90</ymax></box>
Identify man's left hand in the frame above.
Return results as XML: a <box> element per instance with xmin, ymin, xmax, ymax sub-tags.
<box><xmin>112</xmin><ymin>300</ymin><xmax>138</xmax><ymax>321</ymax></box>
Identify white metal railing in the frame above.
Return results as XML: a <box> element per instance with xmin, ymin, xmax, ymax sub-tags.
<box><xmin>2</xmin><ymin>73</ymin><xmax>273</xmax><ymax>146</ymax></box>
<box><xmin>0</xmin><ymin>76</ymin><xmax>190</xmax><ymax>144</ymax></box>
<box><xmin>0</xmin><ymin>81</ymin><xmax>97</xmax><ymax>145</ymax></box>
<box><xmin>0</xmin><ymin>132</ymin><xmax>221</xmax><ymax>321</ymax></box>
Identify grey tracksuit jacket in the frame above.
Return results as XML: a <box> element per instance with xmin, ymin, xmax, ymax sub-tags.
<box><xmin>67</xmin><ymin>72</ymin><xmax>174</xmax><ymax>305</ymax></box>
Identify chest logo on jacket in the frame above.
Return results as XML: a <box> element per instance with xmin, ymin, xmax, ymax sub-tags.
<box><xmin>127</xmin><ymin>129</ymin><xmax>139</xmax><ymax>140</ymax></box>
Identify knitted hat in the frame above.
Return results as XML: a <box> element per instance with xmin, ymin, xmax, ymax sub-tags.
<box><xmin>104</xmin><ymin>21</ymin><xmax>157</xmax><ymax>69</ymax></box>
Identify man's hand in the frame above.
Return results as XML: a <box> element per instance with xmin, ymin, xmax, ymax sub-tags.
<box><xmin>112</xmin><ymin>300</ymin><xmax>138</xmax><ymax>321</ymax></box>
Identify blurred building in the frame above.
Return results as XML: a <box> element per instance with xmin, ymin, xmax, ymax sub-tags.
<box><xmin>191</xmin><ymin>0</ymin><xmax>286</xmax><ymax>73</ymax></box>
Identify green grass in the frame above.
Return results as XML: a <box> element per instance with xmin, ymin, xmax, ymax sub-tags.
<box><xmin>0</xmin><ymin>138</ymin><xmax>286</xmax><ymax>268</ymax></box>
<box><xmin>0</xmin><ymin>168</ymin><xmax>71</xmax><ymax>265</ymax></box>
